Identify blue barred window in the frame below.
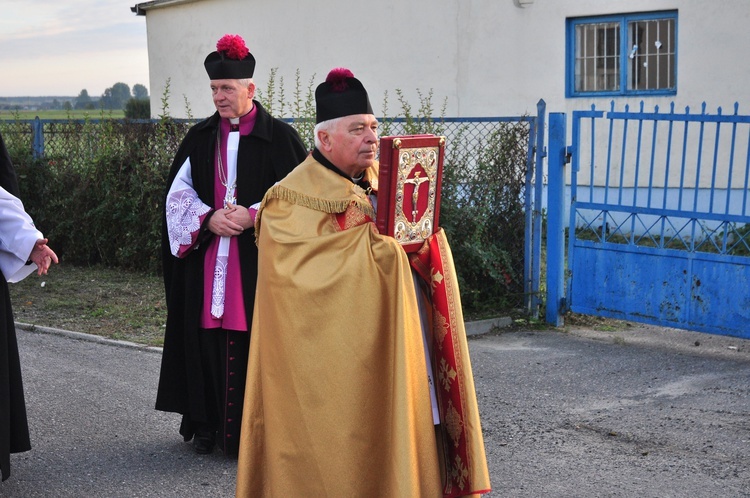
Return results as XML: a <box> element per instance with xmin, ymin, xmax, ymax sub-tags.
<box><xmin>566</xmin><ymin>11</ymin><xmax>677</xmax><ymax>97</ymax></box>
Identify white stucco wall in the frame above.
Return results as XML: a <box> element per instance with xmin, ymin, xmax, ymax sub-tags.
<box><xmin>140</xmin><ymin>0</ymin><xmax>462</xmax><ymax>119</ymax></box>
<box><xmin>136</xmin><ymin>0</ymin><xmax>750</xmax><ymax>120</ymax></box>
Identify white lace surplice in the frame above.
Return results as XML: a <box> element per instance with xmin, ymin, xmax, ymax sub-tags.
<box><xmin>210</xmin><ymin>129</ymin><xmax>239</xmax><ymax>318</ymax></box>
<box><xmin>165</xmin><ymin>157</ymin><xmax>212</xmax><ymax>257</ymax></box>
<box><xmin>164</xmin><ymin>129</ymin><xmax>239</xmax><ymax>319</ymax></box>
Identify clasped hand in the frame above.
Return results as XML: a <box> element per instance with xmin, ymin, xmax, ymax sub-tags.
<box><xmin>207</xmin><ymin>203</ymin><xmax>254</xmax><ymax>237</ymax></box>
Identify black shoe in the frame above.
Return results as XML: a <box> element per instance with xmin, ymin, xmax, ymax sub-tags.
<box><xmin>193</xmin><ymin>431</ymin><xmax>215</xmax><ymax>455</ymax></box>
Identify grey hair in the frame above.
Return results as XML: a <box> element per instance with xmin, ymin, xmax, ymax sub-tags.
<box><xmin>313</xmin><ymin>117</ymin><xmax>345</xmax><ymax>149</ymax></box>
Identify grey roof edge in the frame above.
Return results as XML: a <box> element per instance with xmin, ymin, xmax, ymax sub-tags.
<box><xmin>131</xmin><ymin>0</ymin><xmax>204</xmax><ymax>16</ymax></box>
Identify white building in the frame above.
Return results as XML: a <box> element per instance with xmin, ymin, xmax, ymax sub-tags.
<box><xmin>131</xmin><ymin>0</ymin><xmax>750</xmax><ymax>209</ymax></box>
<box><xmin>131</xmin><ymin>0</ymin><xmax>750</xmax><ymax>120</ymax></box>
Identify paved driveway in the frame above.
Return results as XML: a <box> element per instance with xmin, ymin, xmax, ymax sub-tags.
<box><xmin>3</xmin><ymin>322</ymin><xmax>749</xmax><ymax>497</ymax></box>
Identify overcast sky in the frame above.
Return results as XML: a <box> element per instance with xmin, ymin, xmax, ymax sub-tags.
<box><xmin>0</xmin><ymin>0</ymin><xmax>149</xmax><ymax>98</ymax></box>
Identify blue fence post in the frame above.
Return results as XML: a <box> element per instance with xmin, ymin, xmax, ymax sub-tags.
<box><xmin>32</xmin><ymin>117</ymin><xmax>44</xmax><ymax>158</ymax></box>
<box><xmin>546</xmin><ymin>112</ymin><xmax>567</xmax><ymax>326</ymax></box>
<box><xmin>531</xmin><ymin>99</ymin><xmax>547</xmax><ymax>317</ymax></box>
<box><xmin>523</xmin><ymin>115</ymin><xmax>536</xmax><ymax>314</ymax></box>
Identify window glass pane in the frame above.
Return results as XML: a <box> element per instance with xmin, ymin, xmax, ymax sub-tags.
<box><xmin>628</xmin><ymin>18</ymin><xmax>675</xmax><ymax>90</ymax></box>
<box><xmin>569</xmin><ymin>13</ymin><xmax>676</xmax><ymax>96</ymax></box>
<box><xmin>575</xmin><ymin>22</ymin><xmax>620</xmax><ymax>92</ymax></box>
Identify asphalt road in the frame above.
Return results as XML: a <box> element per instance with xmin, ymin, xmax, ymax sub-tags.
<box><xmin>3</xmin><ymin>322</ymin><xmax>749</xmax><ymax>497</ymax></box>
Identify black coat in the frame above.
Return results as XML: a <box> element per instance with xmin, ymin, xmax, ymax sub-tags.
<box><xmin>0</xmin><ymin>131</ymin><xmax>30</xmax><ymax>482</ymax></box>
<box><xmin>155</xmin><ymin>102</ymin><xmax>307</xmax><ymax>419</ymax></box>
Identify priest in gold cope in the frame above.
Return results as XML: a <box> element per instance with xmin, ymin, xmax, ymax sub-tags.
<box><xmin>236</xmin><ymin>67</ymin><xmax>491</xmax><ymax>497</ymax></box>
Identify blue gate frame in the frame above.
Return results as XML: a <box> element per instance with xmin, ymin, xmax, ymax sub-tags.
<box><xmin>547</xmin><ymin>103</ymin><xmax>750</xmax><ymax>339</ymax></box>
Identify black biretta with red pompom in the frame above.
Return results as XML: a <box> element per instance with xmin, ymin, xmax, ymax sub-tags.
<box><xmin>315</xmin><ymin>68</ymin><xmax>373</xmax><ymax>123</ymax></box>
<box><xmin>204</xmin><ymin>34</ymin><xmax>256</xmax><ymax>80</ymax></box>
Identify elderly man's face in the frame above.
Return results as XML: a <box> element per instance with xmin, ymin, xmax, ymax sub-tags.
<box><xmin>210</xmin><ymin>79</ymin><xmax>255</xmax><ymax>119</ymax></box>
<box><xmin>324</xmin><ymin>114</ymin><xmax>379</xmax><ymax>177</ymax></box>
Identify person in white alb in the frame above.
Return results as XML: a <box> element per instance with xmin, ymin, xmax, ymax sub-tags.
<box><xmin>0</xmin><ymin>131</ymin><xmax>58</xmax><ymax>482</ymax></box>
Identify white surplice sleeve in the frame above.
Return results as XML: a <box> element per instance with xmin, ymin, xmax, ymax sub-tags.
<box><xmin>165</xmin><ymin>157</ymin><xmax>212</xmax><ymax>258</ymax></box>
<box><xmin>0</xmin><ymin>186</ymin><xmax>44</xmax><ymax>283</ymax></box>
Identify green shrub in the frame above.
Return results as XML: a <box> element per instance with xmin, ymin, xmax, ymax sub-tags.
<box><xmin>4</xmin><ymin>82</ymin><xmax>190</xmax><ymax>274</ymax></box>
<box><xmin>124</xmin><ymin>98</ymin><xmax>151</xmax><ymax>120</ymax></box>
<box><xmin>1</xmin><ymin>74</ymin><xmax>532</xmax><ymax>317</ymax></box>
<box><xmin>441</xmin><ymin>123</ymin><xmax>529</xmax><ymax>315</ymax></box>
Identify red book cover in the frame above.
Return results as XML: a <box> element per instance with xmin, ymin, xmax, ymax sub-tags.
<box><xmin>376</xmin><ymin>134</ymin><xmax>446</xmax><ymax>252</ymax></box>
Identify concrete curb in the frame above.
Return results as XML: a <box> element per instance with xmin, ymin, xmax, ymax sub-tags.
<box><xmin>16</xmin><ymin>314</ymin><xmax>510</xmax><ymax>350</ymax></box>
<box><xmin>15</xmin><ymin>322</ymin><xmax>164</xmax><ymax>354</ymax></box>
<box><xmin>465</xmin><ymin>316</ymin><xmax>513</xmax><ymax>336</ymax></box>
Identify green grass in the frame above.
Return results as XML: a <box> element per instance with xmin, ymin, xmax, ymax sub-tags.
<box><xmin>8</xmin><ymin>264</ymin><xmax>166</xmax><ymax>347</ymax></box>
<box><xmin>0</xmin><ymin>109</ymin><xmax>126</xmax><ymax>120</ymax></box>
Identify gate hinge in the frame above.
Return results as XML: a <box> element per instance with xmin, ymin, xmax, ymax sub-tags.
<box><xmin>564</xmin><ymin>146</ymin><xmax>573</xmax><ymax>164</ymax></box>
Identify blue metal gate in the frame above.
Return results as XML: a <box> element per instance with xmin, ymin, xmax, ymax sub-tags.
<box><xmin>547</xmin><ymin>102</ymin><xmax>750</xmax><ymax>339</ymax></box>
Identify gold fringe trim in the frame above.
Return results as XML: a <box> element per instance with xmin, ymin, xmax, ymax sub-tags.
<box><xmin>255</xmin><ymin>184</ymin><xmax>376</xmax><ymax>244</ymax></box>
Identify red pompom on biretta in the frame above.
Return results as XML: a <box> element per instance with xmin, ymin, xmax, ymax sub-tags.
<box><xmin>326</xmin><ymin>67</ymin><xmax>355</xmax><ymax>92</ymax></box>
<box><xmin>204</xmin><ymin>34</ymin><xmax>255</xmax><ymax>79</ymax></box>
<box><xmin>216</xmin><ymin>34</ymin><xmax>250</xmax><ymax>61</ymax></box>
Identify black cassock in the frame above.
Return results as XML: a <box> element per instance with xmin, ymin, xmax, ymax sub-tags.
<box><xmin>156</xmin><ymin>103</ymin><xmax>307</xmax><ymax>455</ymax></box>
<box><xmin>0</xmin><ymin>131</ymin><xmax>31</xmax><ymax>481</ymax></box>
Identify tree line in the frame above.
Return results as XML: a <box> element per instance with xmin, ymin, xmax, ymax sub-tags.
<box><xmin>74</xmin><ymin>82</ymin><xmax>150</xmax><ymax>118</ymax></box>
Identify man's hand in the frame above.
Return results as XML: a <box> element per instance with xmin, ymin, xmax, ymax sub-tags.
<box><xmin>224</xmin><ymin>203</ymin><xmax>255</xmax><ymax>230</ymax></box>
<box><xmin>29</xmin><ymin>238</ymin><xmax>59</xmax><ymax>276</ymax></box>
<box><xmin>207</xmin><ymin>204</ymin><xmax>249</xmax><ymax>236</ymax></box>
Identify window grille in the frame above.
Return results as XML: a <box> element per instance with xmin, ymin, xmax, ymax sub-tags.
<box><xmin>568</xmin><ymin>11</ymin><xmax>677</xmax><ymax>97</ymax></box>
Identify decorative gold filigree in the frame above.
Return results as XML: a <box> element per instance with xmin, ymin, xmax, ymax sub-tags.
<box><xmin>392</xmin><ymin>146</ymin><xmax>440</xmax><ymax>245</ymax></box>
<box><xmin>431</xmin><ymin>269</ymin><xmax>444</xmax><ymax>289</ymax></box>
<box><xmin>444</xmin><ymin>399</ymin><xmax>464</xmax><ymax>448</ymax></box>
<box><xmin>433</xmin><ymin>310</ymin><xmax>449</xmax><ymax>350</ymax></box>
<box><xmin>332</xmin><ymin>203</ymin><xmax>369</xmax><ymax>231</ymax></box>
<box><xmin>438</xmin><ymin>357</ymin><xmax>457</xmax><ymax>392</ymax></box>
<box><xmin>450</xmin><ymin>454</ymin><xmax>469</xmax><ymax>490</ymax></box>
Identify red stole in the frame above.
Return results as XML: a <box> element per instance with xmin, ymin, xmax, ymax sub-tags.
<box><xmin>409</xmin><ymin>228</ymin><xmax>489</xmax><ymax>497</ymax></box>
<box><xmin>335</xmin><ymin>200</ymin><xmax>490</xmax><ymax>497</ymax></box>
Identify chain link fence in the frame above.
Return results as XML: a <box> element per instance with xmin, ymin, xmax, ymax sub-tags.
<box><xmin>0</xmin><ymin>115</ymin><xmax>539</xmax><ymax>316</ymax></box>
